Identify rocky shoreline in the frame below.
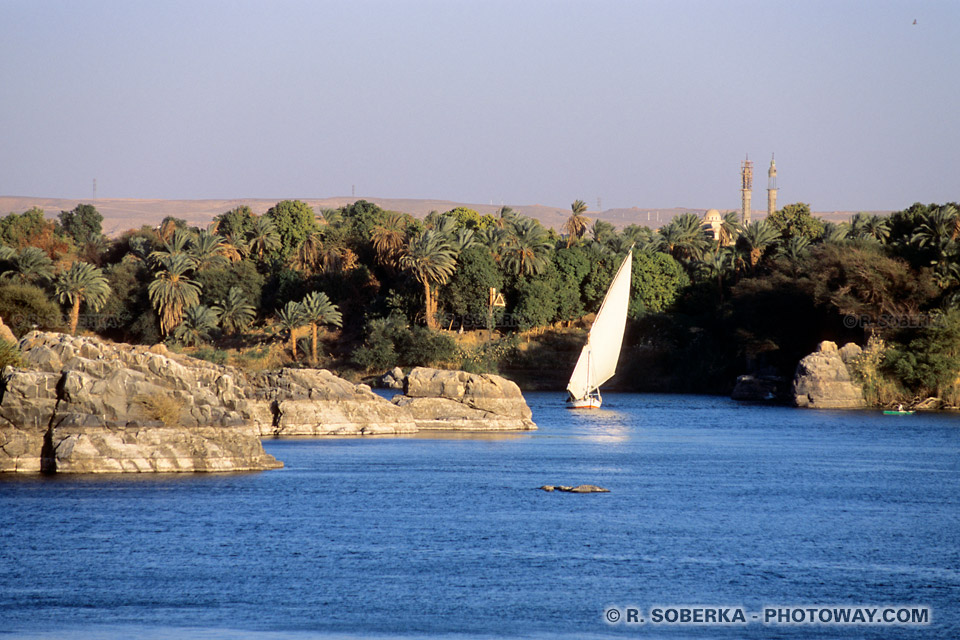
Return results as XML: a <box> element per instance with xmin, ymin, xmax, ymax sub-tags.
<box><xmin>0</xmin><ymin>332</ymin><xmax>537</xmax><ymax>474</ymax></box>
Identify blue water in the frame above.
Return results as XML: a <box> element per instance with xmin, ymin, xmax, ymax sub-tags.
<box><xmin>1</xmin><ymin>393</ymin><xmax>959</xmax><ymax>639</ymax></box>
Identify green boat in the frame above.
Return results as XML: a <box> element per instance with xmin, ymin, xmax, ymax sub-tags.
<box><xmin>883</xmin><ymin>410</ymin><xmax>915</xmax><ymax>415</ymax></box>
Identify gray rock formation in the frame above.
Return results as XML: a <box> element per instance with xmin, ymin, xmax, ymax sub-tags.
<box><xmin>246</xmin><ymin>368</ymin><xmax>417</xmax><ymax>437</ymax></box>
<box><xmin>792</xmin><ymin>341</ymin><xmax>866</xmax><ymax>409</ymax></box>
<box><xmin>393</xmin><ymin>367</ymin><xmax>536</xmax><ymax>431</ymax></box>
<box><xmin>1</xmin><ymin>334</ymin><xmax>539</xmax><ymax>473</ymax></box>
<box><xmin>379</xmin><ymin>367</ymin><xmax>405</xmax><ymax>390</ymax></box>
<box><xmin>0</xmin><ymin>332</ymin><xmax>281</xmax><ymax>473</ymax></box>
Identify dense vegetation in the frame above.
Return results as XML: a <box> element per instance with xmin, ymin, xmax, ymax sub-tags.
<box><xmin>1</xmin><ymin>198</ymin><xmax>958</xmax><ymax>404</ymax></box>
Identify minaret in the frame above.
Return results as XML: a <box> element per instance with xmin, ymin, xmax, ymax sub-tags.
<box><xmin>740</xmin><ymin>156</ymin><xmax>753</xmax><ymax>225</ymax></box>
<box><xmin>767</xmin><ymin>155</ymin><xmax>778</xmax><ymax>217</ymax></box>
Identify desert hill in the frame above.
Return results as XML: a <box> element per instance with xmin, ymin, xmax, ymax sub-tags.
<box><xmin>0</xmin><ymin>195</ymin><xmax>881</xmax><ymax>238</ymax></box>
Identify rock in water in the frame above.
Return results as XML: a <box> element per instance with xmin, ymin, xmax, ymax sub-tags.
<box><xmin>394</xmin><ymin>367</ymin><xmax>537</xmax><ymax>431</ymax></box>
<box><xmin>245</xmin><ymin>368</ymin><xmax>417</xmax><ymax>437</ymax></box>
<box><xmin>0</xmin><ymin>332</ymin><xmax>281</xmax><ymax>473</ymax></box>
<box><xmin>792</xmin><ymin>341</ymin><xmax>865</xmax><ymax>409</ymax></box>
<box><xmin>539</xmin><ymin>484</ymin><xmax>610</xmax><ymax>493</ymax></box>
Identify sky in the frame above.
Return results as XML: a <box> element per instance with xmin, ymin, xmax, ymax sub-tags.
<box><xmin>1</xmin><ymin>0</ymin><xmax>957</xmax><ymax>212</ymax></box>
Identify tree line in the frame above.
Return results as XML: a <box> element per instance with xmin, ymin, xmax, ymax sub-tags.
<box><xmin>1</xmin><ymin>198</ymin><xmax>958</xmax><ymax>403</ymax></box>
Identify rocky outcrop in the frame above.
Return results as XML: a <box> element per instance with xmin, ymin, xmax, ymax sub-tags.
<box><xmin>379</xmin><ymin>367</ymin><xmax>405</xmax><ymax>390</ymax></box>
<box><xmin>0</xmin><ymin>332</ymin><xmax>281</xmax><ymax>473</ymax></box>
<box><xmin>392</xmin><ymin>367</ymin><xmax>536</xmax><ymax>431</ymax></box>
<box><xmin>0</xmin><ymin>334</ymin><xmax>539</xmax><ymax>473</ymax></box>
<box><xmin>792</xmin><ymin>341</ymin><xmax>865</xmax><ymax>409</ymax></box>
<box><xmin>246</xmin><ymin>368</ymin><xmax>417</xmax><ymax>437</ymax></box>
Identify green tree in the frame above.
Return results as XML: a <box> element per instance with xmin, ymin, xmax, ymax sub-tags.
<box><xmin>737</xmin><ymin>220</ymin><xmax>781</xmax><ymax>268</ymax></box>
<box><xmin>1</xmin><ymin>247</ymin><xmax>54</xmax><ymax>284</ymax></box>
<box><xmin>58</xmin><ymin>204</ymin><xmax>103</xmax><ymax>245</ymax></box>
<box><xmin>553</xmin><ymin>246</ymin><xmax>591</xmax><ymax>322</ymax></box>
<box><xmin>300</xmin><ymin>291</ymin><xmax>343</xmax><ymax>363</ymax></box>
<box><xmin>442</xmin><ymin>245</ymin><xmax>503</xmax><ymax>323</ymax></box>
<box><xmin>400</xmin><ymin>230</ymin><xmax>457</xmax><ymax>329</ymax></box>
<box><xmin>247</xmin><ymin>215</ymin><xmax>281</xmax><ymax>260</ymax></box>
<box><xmin>443</xmin><ymin>207</ymin><xmax>482</xmax><ymax>230</ymax></box>
<box><xmin>265</xmin><ymin>200</ymin><xmax>319</xmax><ymax>259</ymax></box>
<box><xmin>213</xmin><ymin>286</ymin><xmax>256</xmax><ymax>335</ymax></box>
<box><xmin>658</xmin><ymin>213</ymin><xmax>710</xmax><ymax>262</ymax></box>
<box><xmin>502</xmin><ymin>217</ymin><xmax>552</xmax><ymax>276</ymax></box>
<box><xmin>54</xmin><ymin>261</ymin><xmax>112</xmax><ymax>335</ymax></box>
<box><xmin>275</xmin><ymin>301</ymin><xmax>306</xmax><ymax>362</ymax></box>
<box><xmin>768</xmin><ymin>202</ymin><xmax>824</xmax><ymax>242</ymax></box>
<box><xmin>189</xmin><ymin>230</ymin><xmax>230</xmax><ymax>272</ymax></box>
<box><xmin>563</xmin><ymin>200</ymin><xmax>590</xmax><ymax>247</ymax></box>
<box><xmin>174</xmin><ymin>305</ymin><xmax>220</xmax><ymax>346</ymax></box>
<box><xmin>213</xmin><ymin>206</ymin><xmax>256</xmax><ymax>239</ymax></box>
<box><xmin>148</xmin><ymin>254</ymin><xmax>202</xmax><ymax>336</ymax></box>
<box><xmin>885</xmin><ymin>310</ymin><xmax>960</xmax><ymax>396</ymax></box>
<box><xmin>629</xmin><ymin>251</ymin><xmax>690</xmax><ymax>318</ymax></box>
<box><xmin>513</xmin><ymin>271</ymin><xmax>560</xmax><ymax>330</ymax></box>
<box><xmin>0</xmin><ymin>283</ymin><xmax>63</xmax><ymax>336</ymax></box>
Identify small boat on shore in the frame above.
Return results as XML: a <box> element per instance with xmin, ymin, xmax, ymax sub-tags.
<box><xmin>883</xmin><ymin>410</ymin><xmax>915</xmax><ymax>415</ymax></box>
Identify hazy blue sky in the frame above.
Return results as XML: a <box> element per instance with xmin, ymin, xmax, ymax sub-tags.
<box><xmin>1</xmin><ymin>0</ymin><xmax>957</xmax><ymax>211</ymax></box>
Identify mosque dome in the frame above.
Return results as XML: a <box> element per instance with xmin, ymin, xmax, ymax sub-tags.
<box><xmin>704</xmin><ymin>209</ymin><xmax>722</xmax><ymax>222</ymax></box>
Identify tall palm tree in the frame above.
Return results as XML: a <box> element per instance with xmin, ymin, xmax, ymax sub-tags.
<box><xmin>1</xmin><ymin>247</ymin><xmax>54</xmax><ymax>284</ymax></box>
<box><xmin>400</xmin><ymin>230</ymin><xmax>456</xmax><ymax>329</ymax></box>
<box><xmin>776</xmin><ymin>235</ymin><xmax>811</xmax><ymax>262</ymax></box>
<box><xmin>174</xmin><ymin>304</ymin><xmax>220</xmax><ymax>346</ymax></box>
<box><xmin>563</xmin><ymin>200</ymin><xmax>590</xmax><ymax>247</ymax></box>
<box><xmin>736</xmin><ymin>220</ymin><xmax>781</xmax><ymax>268</ymax></box>
<box><xmin>148</xmin><ymin>254</ymin><xmax>202</xmax><ymax>336</ymax></box>
<box><xmin>149</xmin><ymin>228</ymin><xmax>193</xmax><ymax>267</ymax></box>
<box><xmin>451</xmin><ymin>228</ymin><xmax>477</xmax><ymax>256</ymax></box>
<box><xmin>247</xmin><ymin>215</ymin><xmax>281</xmax><ymax>260</ymax></box>
<box><xmin>189</xmin><ymin>230</ymin><xmax>229</xmax><ymax>272</ymax></box>
<box><xmin>912</xmin><ymin>205</ymin><xmax>959</xmax><ymax>258</ymax></box>
<box><xmin>290</xmin><ymin>231</ymin><xmax>324</xmax><ymax>274</ymax></box>
<box><xmin>371</xmin><ymin>211</ymin><xmax>407</xmax><ymax>267</ymax></box>
<box><xmin>502</xmin><ymin>217</ymin><xmax>552</xmax><ymax>276</ymax></box>
<box><xmin>300</xmin><ymin>291</ymin><xmax>343</xmax><ymax>363</ymax></box>
<box><xmin>54</xmin><ymin>261</ymin><xmax>112</xmax><ymax>335</ymax></box>
<box><xmin>819</xmin><ymin>222</ymin><xmax>851</xmax><ymax>245</ymax></box>
<box><xmin>214</xmin><ymin>286</ymin><xmax>256</xmax><ymax>335</ymax></box>
<box><xmin>275</xmin><ymin>301</ymin><xmax>306</xmax><ymax>362</ymax></box>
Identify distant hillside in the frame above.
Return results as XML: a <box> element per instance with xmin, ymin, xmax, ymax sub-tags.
<box><xmin>0</xmin><ymin>195</ymin><xmax>883</xmax><ymax>238</ymax></box>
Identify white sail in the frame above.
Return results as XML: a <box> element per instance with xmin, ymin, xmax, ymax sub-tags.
<box><xmin>566</xmin><ymin>250</ymin><xmax>633</xmax><ymax>400</ymax></box>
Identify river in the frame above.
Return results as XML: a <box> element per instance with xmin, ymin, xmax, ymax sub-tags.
<box><xmin>1</xmin><ymin>393</ymin><xmax>958</xmax><ymax>638</ymax></box>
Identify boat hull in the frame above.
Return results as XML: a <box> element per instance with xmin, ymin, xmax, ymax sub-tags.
<box><xmin>567</xmin><ymin>397</ymin><xmax>602</xmax><ymax>409</ymax></box>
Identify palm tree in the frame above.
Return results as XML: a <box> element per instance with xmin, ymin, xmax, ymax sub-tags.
<box><xmin>659</xmin><ymin>213</ymin><xmax>711</xmax><ymax>262</ymax></box>
<box><xmin>717</xmin><ymin>212</ymin><xmax>740</xmax><ymax>248</ymax></box>
<box><xmin>563</xmin><ymin>200</ymin><xmax>590</xmax><ymax>247</ymax></box>
<box><xmin>371</xmin><ymin>212</ymin><xmax>407</xmax><ymax>267</ymax></box>
<box><xmin>54</xmin><ymin>261</ymin><xmax>112</xmax><ymax>335</ymax></box>
<box><xmin>819</xmin><ymin>222</ymin><xmax>851</xmax><ymax>245</ymax></box>
<box><xmin>189</xmin><ymin>230</ymin><xmax>229</xmax><ymax>272</ymax></box>
<box><xmin>451</xmin><ymin>228</ymin><xmax>477</xmax><ymax>256</ymax></box>
<box><xmin>776</xmin><ymin>235</ymin><xmax>811</xmax><ymax>262</ymax></box>
<box><xmin>148</xmin><ymin>254</ymin><xmax>202</xmax><ymax>336</ymax></box>
<box><xmin>290</xmin><ymin>231</ymin><xmax>323</xmax><ymax>274</ymax></box>
<box><xmin>149</xmin><ymin>228</ymin><xmax>193</xmax><ymax>266</ymax></box>
<box><xmin>400</xmin><ymin>230</ymin><xmax>456</xmax><ymax>329</ymax></box>
<box><xmin>247</xmin><ymin>215</ymin><xmax>281</xmax><ymax>260</ymax></box>
<box><xmin>502</xmin><ymin>217</ymin><xmax>552</xmax><ymax>276</ymax></box>
<box><xmin>912</xmin><ymin>205</ymin><xmax>959</xmax><ymax>258</ymax></box>
<box><xmin>736</xmin><ymin>220</ymin><xmax>781</xmax><ymax>268</ymax></box>
<box><xmin>174</xmin><ymin>304</ymin><xmax>220</xmax><ymax>346</ymax></box>
<box><xmin>300</xmin><ymin>291</ymin><xmax>343</xmax><ymax>363</ymax></box>
<box><xmin>214</xmin><ymin>286</ymin><xmax>256</xmax><ymax>335</ymax></box>
<box><xmin>1</xmin><ymin>247</ymin><xmax>54</xmax><ymax>284</ymax></box>
<box><xmin>275</xmin><ymin>301</ymin><xmax>306</xmax><ymax>362</ymax></box>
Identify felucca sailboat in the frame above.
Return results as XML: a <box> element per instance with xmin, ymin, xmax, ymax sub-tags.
<box><xmin>566</xmin><ymin>249</ymin><xmax>633</xmax><ymax>409</ymax></box>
